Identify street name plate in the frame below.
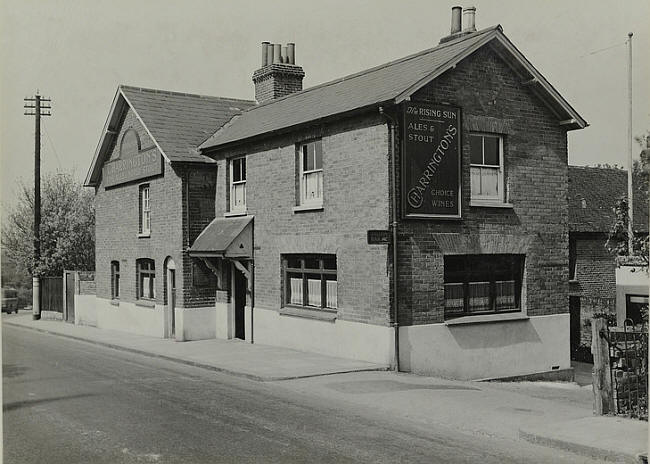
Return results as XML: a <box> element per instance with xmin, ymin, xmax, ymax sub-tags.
<box><xmin>367</xmin><ymin>230</ymin><xmax>391</xmax><ymax>245</ymax></box>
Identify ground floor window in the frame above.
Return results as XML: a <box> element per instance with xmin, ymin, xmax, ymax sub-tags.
<box><xmin>626</xmin><ymin>294</ymin><xmax>649</xmax><ymax>325</ymax></box>
<box><xmin>444</xmin><ymin>254</ymin><xmax>524</xmax><ymax>319</ymax></box>
<box><xmin>136</xmin><ymin>258</ymin><xmax>156</xmax><ymax>300</ymax></box>
<box><xmin>282</xmin><ymin>254</ymin><xmax>337</xmax><ymax>311</ymax></box>
<box><xmin>111</xmin><ymin>261</ymin><xmax>120</xmax><ymax>299</ymax></box>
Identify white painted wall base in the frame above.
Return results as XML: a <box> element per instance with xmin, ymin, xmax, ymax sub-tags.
<box><xmin>74</xmin><ymin>294</ymin><xmax>97</xmax><ymax>326</ymax></box>
<box><xmin>245</xmin><ymin>305</ymin><xmax>394</xmax><ymax>365</ymax></box>
<box><xmin>175</xmin><ymin>307</ymin><xmax>216</xmax><ymax>341</ymax></box>
<box><xmin>215</xmin><ymin>302</ymin><xmax>230</xmax><ymax>339</ymax></box>
<box><xmin>399</xmin><ymin>313</ymin><xmax>570</xmax><ymax>380</ymax></box>
<box><xmin>93</xmin><ymin>297</ymin><xmax>165</xmax><ymax>338</ymax></box>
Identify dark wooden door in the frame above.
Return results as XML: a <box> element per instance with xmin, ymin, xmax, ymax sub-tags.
<box><xmin>569</xmin><ymin>296</ymin><xmax>581</xmax><ymax>359</ymax></box>
<box><xmin>234</xmin><ymin>270</ymin><xmax>246</xmax><ymax>340</ymax></box>
<box><xmin>65</xmin><ymin>273</ymin><xmax>75</xmax><ymax>322</ymax></box>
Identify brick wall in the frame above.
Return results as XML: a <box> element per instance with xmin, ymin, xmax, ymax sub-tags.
<box><xmin>395</xmin><ymin>46</ymin><xmax>570</xmax><ymax>325</ymax></box>
<box><xmin>212</xmin><ymin>114</ymin><xmax>391</xmax><ymax>326</ymax></box>
<box><xmin>252</xmin><ymin>64</ymin><xmax>305</xmax><ymax>103</ymax></box>
<box><xmin>180</xmin><ymin>165</ymin><xmax>219</xmax><ymax>308</ymax></box>
<box><xmin>94</xmin><ymin>107</ymin><xmax>184</xmax><ymax>306</ymax></box>
<box><xmin>570</xmin><ymin>233</ymin><xmax>617</xmax><ymax>347</ymax></box>
<box><xmin>571</xmin><ymin>234</ymin><xmax>617</xmax><ymax>299</ymax></box>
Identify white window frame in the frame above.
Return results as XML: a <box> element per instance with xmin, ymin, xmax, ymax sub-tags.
<box><xmin>140</xmin><ymin>184</ymin><xmax>151</xmax><ymax>236</ymax></box>
<box><xmin>229</xmin><ymin>156</ymin><xmax>247</xmax><ymax>213</ymax></box>
<box><xmin>299</xmin><ymin>140</ymin><xmax>323</xmax><ymax>207</ymax></box>
<box><xmin>469</xmin><ymin>133</ymin><xmax>505</xmax><ymax>204</ymax></box>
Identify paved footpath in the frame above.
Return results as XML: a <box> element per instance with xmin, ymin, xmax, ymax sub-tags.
<box><xmin>4</xmin><ymin>313</ymin><xmax>648</xmax><ymax>462</ymax></box>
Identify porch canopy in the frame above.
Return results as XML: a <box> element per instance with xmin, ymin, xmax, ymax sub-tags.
<box><xmin>188</xmin><ymin>216</ymin><xmax>252</xmax><ymax>259</ymax></box>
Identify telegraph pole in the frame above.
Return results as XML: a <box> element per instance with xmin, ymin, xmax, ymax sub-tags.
<box><xmin>627</xmin><ymin>32</ymin><xmax>634</xmax><ymax>256</ymax></box>
<box><xmin>24</xmin><ymin>92</ymin><xmax>51</xmax><ymax>320</ymax></box>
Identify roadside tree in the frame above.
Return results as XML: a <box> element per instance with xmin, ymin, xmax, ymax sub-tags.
<box><xmin>1</xmin><ymin>171</ymin><xmax>95</xmax><ymax>278</ymax></box>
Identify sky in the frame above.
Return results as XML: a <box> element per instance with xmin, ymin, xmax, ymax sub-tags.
<box><xmin>1</xmin><ymin>0</ymin><xmax>649</xmax><ymax>214</ymax></box>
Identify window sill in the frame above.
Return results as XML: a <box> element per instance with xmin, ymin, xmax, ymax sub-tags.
<box><xmin>279</xmin><ymin>306</ymin><xmax>337</xmax><ymax>322</ymax></box>
<box><xmin>135</xmin><ymin>299</ymin><xmax>156</xmax><ymax>308</ymax></box>
<box><xmin>224</xmin><ymin>210</ymin><xmax>248</xmax><ymax>217</ymax></box>
<box><xmin>470</xmin><ymin>201</ymin><xmax>514</xmax><ymax>209</ymax></box>
<box><xmin>445</xmin><ymin>312</ymin><xmax>528</xmax><ymax>326</ymax></box>
<box><xmin>110</xmin><ymin>299</ymin><xmax>120</xmax><ymax>306</ymax></box>
<box><xmin>569</xmin><ymin>279</ymin><xmax>579</xmax><ymax>284</ymax></box>
<box><xmin>138</xmin><ymin>233</ymin><xmax>151</xmax><ymax>238</ymax></box>
<box><xmin>292</xmin><ymin>204</ymin><xmax>323</xmax><ymax>213</ymax></box>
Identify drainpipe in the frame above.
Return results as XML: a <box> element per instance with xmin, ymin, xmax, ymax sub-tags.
<box><xmin>379</xmin><ymin>106</ymin><xmax>399</xmax><ymax>372</ymax></box>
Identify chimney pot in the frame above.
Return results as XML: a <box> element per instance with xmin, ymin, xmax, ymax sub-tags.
<box><xmin>266</xmin><ymin>44</ymin><xmax>274</xmax><ymax>67</ymax></box>
<box><xmin>281</xmin><ymin>45</ymin><xmax>288</xmax><ymax>63</ymax></box>
<box><xmin>273</xmin><ymin>44</ymin><xmax>282</xmax><ymax>64</ymax></box>
<box><xmin>450</xmin><ymin>6</ymin><xmax>462</xmax><ymax>34</ymax></box>
<box><xmin>463</xmin><ymin>6</ymin><xmax>476</xmax><ymax>32</ymax></box>
<box><xmin>287</xmin><ymin>43</ymin><xmax>295</xmax><ymax>64</ymax></box>
<box><xmin>261</xmin><ymin>42</ymin><xmax>270</xmax><ymax>67</ymax></box>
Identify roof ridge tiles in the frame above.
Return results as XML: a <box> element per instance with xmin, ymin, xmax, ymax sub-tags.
<box><xmin>243</xmin><ymin>25</ymin><xmax>501</xmax><ymax>113</ymax></box>
<box><xmin>119</xmin><ymin>84</ymin><xmax>255</xmax><ymax>104</ymax></box>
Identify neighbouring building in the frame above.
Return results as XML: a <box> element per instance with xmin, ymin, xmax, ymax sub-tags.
<box><xmin>86</xmin><ymin>7</ymin><xmax>588</xmax><ymax>380</ymax></box>
<box><xmin>568</xmin><ymin>165</ymin><xmax>648</xmax><ymax>358</ymax></box>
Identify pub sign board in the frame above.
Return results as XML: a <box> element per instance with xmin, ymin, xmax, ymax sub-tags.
<box><xmin>103</xmin><ymin>149</ymin><xmax>163</xmax><ymax>188</ymax></box>
<box><xmin>402</xmin><ymin>103</ymin><xmax>461</xmax><ymax>219</ymax></box>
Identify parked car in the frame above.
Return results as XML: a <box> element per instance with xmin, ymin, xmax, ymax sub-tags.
<box><xmin>2</xmin><ymin>288</ymin><xmax>19</xmax><ymax>313</ymax></box>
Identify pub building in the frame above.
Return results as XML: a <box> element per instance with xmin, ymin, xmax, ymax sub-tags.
<box><xmin>85</xmin><ymin>7</ymin><xmax>587</xmax><ymax>380</ymax></box>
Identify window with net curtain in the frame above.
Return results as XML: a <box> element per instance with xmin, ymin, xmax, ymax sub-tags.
<box><xmin>136</xmin><ymin>259</ymin><xmax>155</xmax><ymax>300</ymax></box>
<box><xmin>230</xmin><ymin>157</ymin><xmax>246</xmax><ymax>212</ymax></box>
<box><xmin>282</xmin><ymin>254</ymin><xmax>337</xmax><ymax>311</ymax></box>
<box><xmin>469</xmin><ymin>134</ymin><xmax>504</xmax><ymax>202</ymax></box>
<box><xmin>443</xmin><ymin>254</ymin><xmax>524</xmax><ymax>319</ymax></box>
<box><xmin>298</xmin><ymin>140</ymin><xmax>323</xmax><ymax>206</ymax></box>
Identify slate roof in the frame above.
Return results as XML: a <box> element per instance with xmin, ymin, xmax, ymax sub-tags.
<box><xmin>85</xmin><ymin>86</ymin><xmax>255</xmax><ymax>186</ymax></box>
<box><xmin>200</xmin><ymin>25</ymin><xmax>586</xmax><ymax>150</ymax></box>
<box><xmin>120</xmin><ymin>86</ymin><xmax>255</xmax><ymax>162</ymax></box>
<box><xmin>568</xmin><ymin>165</ymin><xmax>648</xmax><ymax>233</ymax></box>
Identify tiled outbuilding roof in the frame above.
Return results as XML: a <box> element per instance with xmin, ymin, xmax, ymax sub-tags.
<box><xmin>568</xmin><ymin>165</ymin><xmax>648</xmax><ymax>233</ymax></box>
<box><xmin>85</xmin><ymin>86</ymin><xmax>255</xmax><ymax>186</ymax></box>
<box><xmin>200</xmin><ymin>25</ymin><xmax>587</xmax><ymax>150</ymax></box>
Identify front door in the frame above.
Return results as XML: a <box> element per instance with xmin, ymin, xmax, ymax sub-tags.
<box><xmin>166</xmin><ymin>260</ymin><xmax>176</xmax><ymax>339</ymax></box>
<box><xmin>234</xmin><ymin>270</ymin><xmax>246</xmax><ymax>340</ymax></box>
<box><xmin>569</xmin><ymin>296</ymin><xmax>581</xmax><ymax>360</ymax></box>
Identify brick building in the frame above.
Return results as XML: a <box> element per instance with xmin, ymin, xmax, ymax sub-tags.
<box><xmin>84</xmin><ymin>86</ymin><xmax>255</xmax><ymax>338</ymax></box>
<box><xmin>568</xmin><ymin>165</ymin><xmax>648</xmax><ymax>357</ymax></box>
<box><xmin>86</xmin><ymin>8</ymin><xmax>587</xmax><ymax>379</ymax></box>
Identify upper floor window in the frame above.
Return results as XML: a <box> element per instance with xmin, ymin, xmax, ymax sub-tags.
<box><xmin>230</xmin><ymin>157</ymin><xmax>246</xmax><ymax>213</ymax></box>
<box><xmin>299</xmin><ymin>140</ymin><xmax>323</xmax><ymax>206</ymax></box>
<box><xmin>444</xmin><ymin>254</ymin><xmax>524</xmax><ymax>319</ymax></box>
<box><xmin>139</xmin><ymin>184</ymin><xmax>151</xmax><ymax>236</ymax></box>
<box><xmin>111</xmin><ymin>261</ymin><xmax>120</xmax><ymax>299</ymax></box>
<box><xmin>469</xmin><ymin>134</ymin><xmax>504</xmax><ymax>203</ymax></box>
<box><xmin>136</xmin><ymin>258</ymin><xmax>155</xmax><ymax>300</ymax></box>
<box><xmin>282</xmin><ymin>254</ymin><xmax>337</xmax><ymax>312</ymax></box>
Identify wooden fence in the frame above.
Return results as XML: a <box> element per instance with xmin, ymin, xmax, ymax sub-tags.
<box><xmin>41</xmin><ymin>276</ymin><xmax>63</xmax><ymax>313</ymax></box>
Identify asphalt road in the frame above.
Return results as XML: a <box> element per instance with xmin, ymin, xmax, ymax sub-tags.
<box><xmin>3</xmin><ymin>322</ymin><xmax>604</xmax><ymax>463</ymax></box>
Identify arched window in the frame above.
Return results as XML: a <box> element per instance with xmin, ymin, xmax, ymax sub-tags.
<box><xmin>136</xmin><ymin>259</ymin><xmax>155</xmax><ymax>300</ymax></box>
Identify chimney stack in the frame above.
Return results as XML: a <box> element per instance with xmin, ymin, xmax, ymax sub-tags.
<box><xmin>253</xmin><ymin>42</ymin><xmax>305</xmax><ymax>103</ymax></box>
